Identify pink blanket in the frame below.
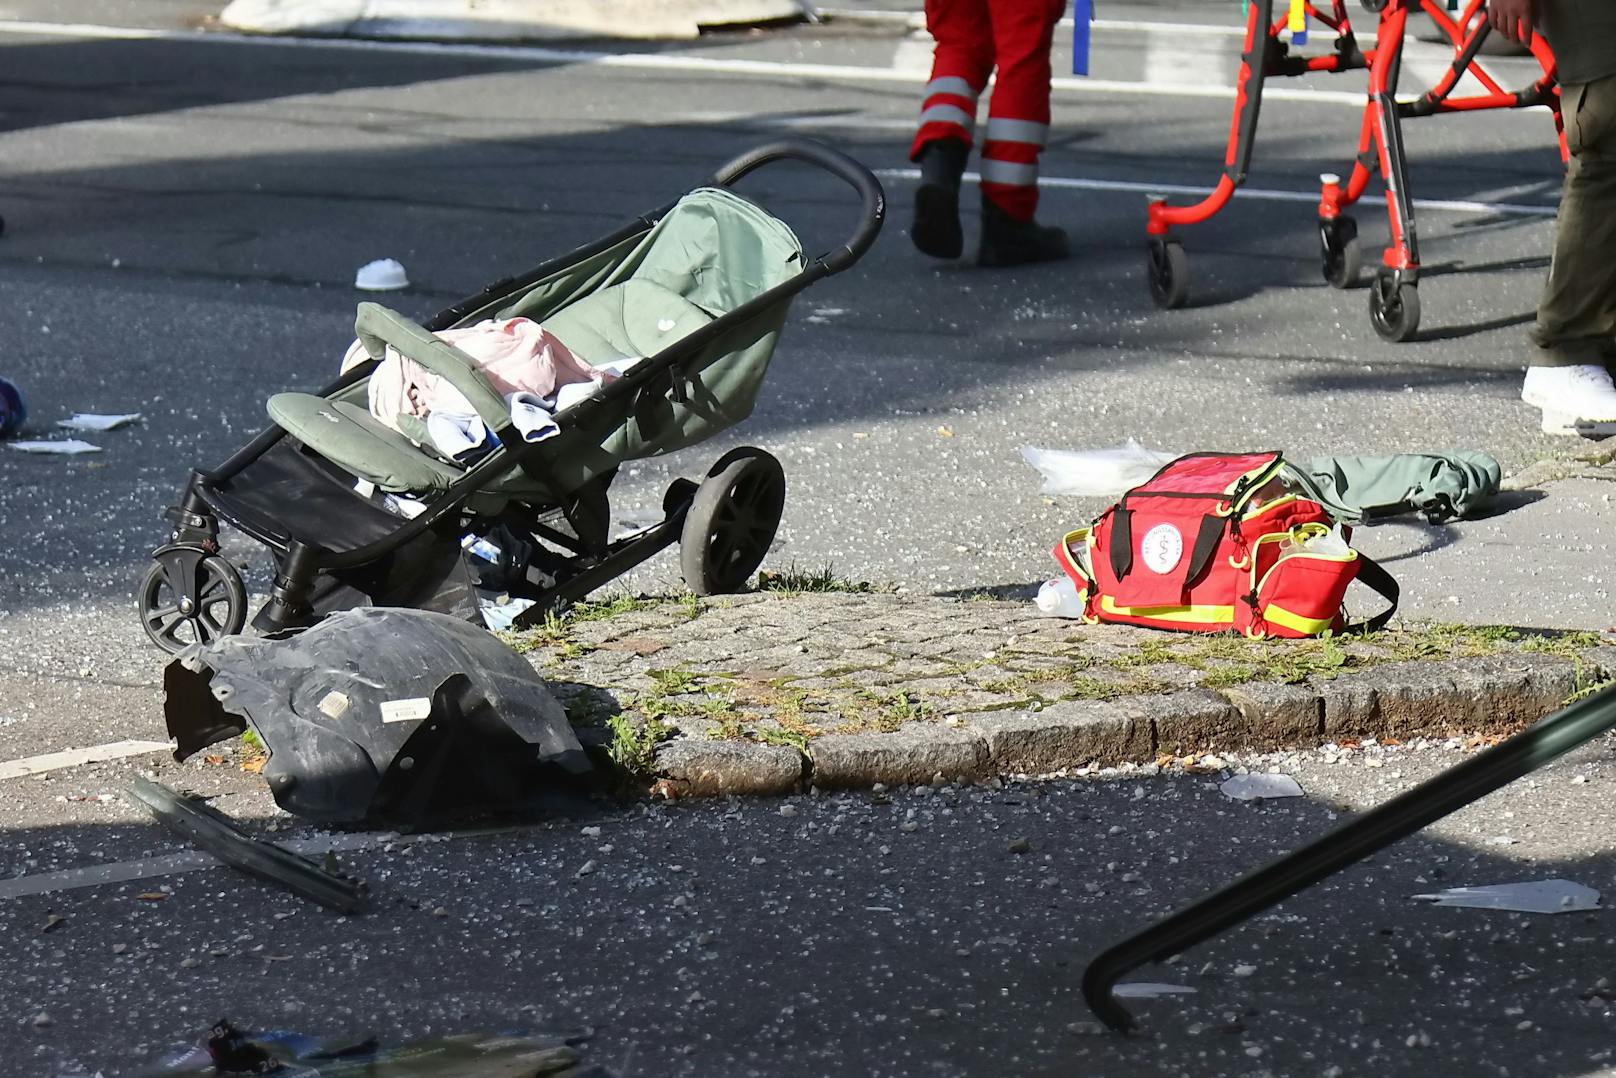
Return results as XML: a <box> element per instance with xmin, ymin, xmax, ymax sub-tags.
<box><xmin>341</xmin><ymin>317</ymin><xmax>608</xmax><ymax>432</ymax></box>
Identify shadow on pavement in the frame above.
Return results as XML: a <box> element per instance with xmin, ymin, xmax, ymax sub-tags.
<box><xmin>2</xmin><ymin>746</ymin><xmax>1615</xmax><ymax>1077</ymax></box>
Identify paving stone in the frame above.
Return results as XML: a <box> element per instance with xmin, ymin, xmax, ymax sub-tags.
<box><xmin>965</xmin><ymin>700</ymin><xmax>1150</xmax><ymax>772</ymax></box>
<box><xmin>515</xmin><ymin>591</ymin><xmax>1616</xmax><ymax>794</ymax></box>
<box><xmin>809</xmin><ymin>724</ymin><xmax>989</xmax><ymax>788</ymax></box>
<box><xmin>1318</xmin><ymin>673</ymin><xmax>1385</xmax><ymax>739</ymax></box>
<box><xmin>1126</xmin><ymin>689</ymin><xmax>1243</xmax><ymax>756</ymax></box>
<box><xmin>654</xmin><ymin>739</ymin><xmax>804</xmax><ymax>797</ymax></box>
<box><xmin>1218</xmin><ymin>681</ymin><xmax>1323</xmax><ymax>749</ymax></box>
<box><xmin>1449</xmin><ymin>654</ymin><xmax>1579</xmax><ymax>729</ymax></box>
<box><xmin>1365</xmin><ymin>661</ymin><xmax>1464</xmax><ymax>736</ymax></box>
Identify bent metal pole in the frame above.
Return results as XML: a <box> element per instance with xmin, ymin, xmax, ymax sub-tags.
<box><xmin>1082</xmin><ymin>680</ymin><xmax>1616</xmax><ymax>1032</ymax></box>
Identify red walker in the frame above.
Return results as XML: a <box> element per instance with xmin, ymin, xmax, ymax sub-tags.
<box><xmin>1145</xmin><ymin>0</ymin><xmax>1565</xmax><ymax>341</ymax></box>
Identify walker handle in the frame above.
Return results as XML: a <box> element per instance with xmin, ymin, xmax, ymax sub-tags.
<box><xmin>711</xmin><ymin>138</ymin><xmax>886</xmax><ymax>276</ymax></box>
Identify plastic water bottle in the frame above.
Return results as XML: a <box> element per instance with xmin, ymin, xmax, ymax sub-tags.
<box><xmin>1035</xmin><ymin>576</ymin><xmax>1086</xmax><ymax>618</ymax></box>
<box><xmin>0</xmin><ymin>377</ymin><xmax>25</xmax><ymax>438</ymax></box>
<box><xmin>463</xmin><ymin>536</ymin><xmax>503</xmax><ymax>564</ymax></box>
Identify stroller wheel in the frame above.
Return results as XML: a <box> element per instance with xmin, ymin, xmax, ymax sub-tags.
<box><xmin>1320</xmin><ymin>216</ymin><xmax>1362</xmax><ymax>289</ymax></box>
<box><xmin>1368</xmin><ymin>275</ymin><xmax>1421</xmax><ymax>343</ymax></box>
<box><xmin>138</xmin><ymin>548</ymin><xmax>249</xmax><ymax>654</ymax></box>
<box><xmin>1146</xmin><ymin>239</ymin><xmax>1188</xmax><ymax>310</ymax></box>
<box><xmin>680</xmin><ymin>448</ymin><xmax>786</xmax><ymax>596</ymax></box>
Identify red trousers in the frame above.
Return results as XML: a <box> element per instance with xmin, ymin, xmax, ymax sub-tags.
<box><xmin>910</xmin><ymin>0</ymin><xmax>1064</xmax><ymax>220</ymax></box>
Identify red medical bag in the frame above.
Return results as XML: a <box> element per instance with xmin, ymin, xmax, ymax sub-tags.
<box><xmin>1053</xmin><ymin>452</ymin><xmax>1397</xmax><ymax>638</ymax></box>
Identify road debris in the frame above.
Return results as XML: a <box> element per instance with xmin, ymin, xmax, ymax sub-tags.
<box><xmin>129</xmin><ymin>776</ymin><xmax>368</xmax><ymax>914</ymax></box>
<box><xmin>55</xmin><ymin>412</ymin><xmax>142</xmax><ymax>432</ymax></box>
<box><xmin>354</xmin><ymin>257</ymin><xmax>409</xmax><ymax>291</ymax></box>
<box><xmin>1020</xmin><ymin>440</ymin><xmax>1176</xmax><ymax>497</ymax></box>
<box><xmin>1112</xmin><ymin>983</ymin><xmax>1197</xmax><ymax>999</ymax></box>
<box><xmin>1219</xmin><ymin>773</ymin><xmax>1305</xmax><ymax>801</ymax></box>
<box><xmin>164</xmin><ymin>608</ymin><xmax>591</xmax><ymax>825</ymax></box>
<box><xmin>1411</xmin><ymin>879</ymin><xmax>1602</xmax><ymax>914</ymax></box>
<box><xmin>7</xmin><ymin>438</ymin><xmax>101</xmax><ymax>455</ymax></box>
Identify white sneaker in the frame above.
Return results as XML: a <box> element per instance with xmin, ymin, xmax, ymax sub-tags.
<box><xmin>1522</xmin><ymin>365</ymin><xmax>1616</xmax><ymax>436</ymax></box>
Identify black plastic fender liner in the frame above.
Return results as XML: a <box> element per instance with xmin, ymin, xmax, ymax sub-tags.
<box><xmin>164</xmin><ymin>607</ymin><xmax>592</xmax><ymax>825</ymax></box>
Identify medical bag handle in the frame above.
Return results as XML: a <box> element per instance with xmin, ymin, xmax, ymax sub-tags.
<box><xmin>711</xmin><ymin>138</ymin><xmax>886</xmax><ymax>276</ymax></box>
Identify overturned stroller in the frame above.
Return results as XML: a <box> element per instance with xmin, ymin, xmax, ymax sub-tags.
<box><xmin>137</xmin><ymin>140</ymin><xmax>885</xmax><ymax>653</ymax></box>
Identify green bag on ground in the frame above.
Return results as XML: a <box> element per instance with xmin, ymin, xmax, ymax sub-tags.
<box><xmin>1283</xmin><ymin>451</ymin><xmax>1502</xmax><ymax>524</ymax></box>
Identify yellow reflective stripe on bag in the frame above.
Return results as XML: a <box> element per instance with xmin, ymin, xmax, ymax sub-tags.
<box><xmin>1261</xmin><ymin>602</ymin><xmax>1334</xmax><ymax>637</ymax></box>
<box><xmin>1099</xmin><ymin>596</ymin><xmax>1236</xmax><ymax>624</ymax></box>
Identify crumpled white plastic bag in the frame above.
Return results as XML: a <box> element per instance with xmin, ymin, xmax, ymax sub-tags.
<box><xmin>1020</xmin><ymin>440</ymin><xmax>1176</xmax><ymax>498</ymax></box>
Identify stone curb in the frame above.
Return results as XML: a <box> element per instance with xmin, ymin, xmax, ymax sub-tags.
<box><xmin>217</xmin><ymin>0</ymin><xmax>807</xmax><ymax>41</ymax></box>
<box><xmin>528</xmin><ymin>593</ymin><xmax>1616</xmax><ymax>797</ymax></box>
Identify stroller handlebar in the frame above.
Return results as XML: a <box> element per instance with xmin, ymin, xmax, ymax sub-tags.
<box><xmin>711</xmin><ymin>138</ymin><xmax>885</xmax><ymax>276</ymax></box>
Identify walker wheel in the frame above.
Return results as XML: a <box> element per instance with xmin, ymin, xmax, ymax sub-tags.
<box><xmin>138</xmin><ymin>547</ymin><xmax>248</xmax><ymax>654</ymax></box>
<box><xmin>679</xmin><ymin>447</ymin><xmax>786</xmax><ymax>596</ymax></box>
<box><xmin>1320</xmin><ymin>216</ymin><xmax>1361</xmax><ymax>289</ymax></box>
<box><xmin>1146</xmin><ymin>239</ymin><xmax>1188</xmax><ymax>309</ymax></box>
<box><xmin>1368</xmin><ymin>275</ymin><xmax>1421</xmax><ymax>342</ymax></box>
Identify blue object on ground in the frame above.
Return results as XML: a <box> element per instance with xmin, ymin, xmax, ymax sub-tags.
<box><xmin>0</xmin><ymin>377</ymin><xmax>25</xmax><ymax>437</ymax></box>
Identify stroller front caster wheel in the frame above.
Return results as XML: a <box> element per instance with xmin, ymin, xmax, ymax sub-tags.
<box><xmin>138</xmin><ymin>548</ymin><xmax>249</xmax><ymax>654</ymax></box>
<box><xmin>1368</xmin><ymin>276</ymin><xmax>1421</xmax><ymax>342</ymax></box>
<box><xmin>1320</xmin><ymin>217</ymin><xmax>1361</xmax><ymax>289</ymax></box>
<box><xmin>680</xmin><ymin>447</ymin><xmax>786</xmax><ymax>597</ymax></box>
<box><xmin>1146</xmin><ymin>240</ymin><xmax>1188</xmax><ymax>310</ymax></box>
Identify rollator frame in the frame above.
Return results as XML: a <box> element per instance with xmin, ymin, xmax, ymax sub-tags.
<box><xmin>1144</xmin><ymin>0</ymin><xmax>1564</xmax><ymax>342</ymax></box>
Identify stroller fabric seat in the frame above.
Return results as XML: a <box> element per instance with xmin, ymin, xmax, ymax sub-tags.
<box><xmin>266</xmin><ymin>393</ymin><xmax>463</xmax><ymax>495</ymax></box>
<box><xmin>268</xmin><ymin>280</ymin><xmax>717</xmax><ymax>497</ymax></box>
<box><xmin>543</xmin><ymin>278</ymin><xmax>715</xmax><ymax>366</ymax></box>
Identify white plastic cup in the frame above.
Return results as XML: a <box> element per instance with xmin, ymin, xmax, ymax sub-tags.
<box><xmin>1035</xmin><ymin>576</ymin><xmax>1086</xmax><ymax>618</ymax></box>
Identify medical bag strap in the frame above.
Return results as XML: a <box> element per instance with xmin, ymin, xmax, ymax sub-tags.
<box><xmin>1108</xmin><ymin>509</ymin><xmax>1134</xmax><ymax>579</ymax></box>
<box><xmin>1183</xmin><ymin>514</ymin><xmax>1228</xmax><ymax>588</ymax></box>
<box><xmin>1343</xmin><ymin>554</ymin><xmax>1399</xmax><ymax>635</ymax></box>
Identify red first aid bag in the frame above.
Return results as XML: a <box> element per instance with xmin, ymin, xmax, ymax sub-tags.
<box><xmin>1052</xmin><ymin>452</ymin><xmax>1397</xmax><ymax>638</ymax></box>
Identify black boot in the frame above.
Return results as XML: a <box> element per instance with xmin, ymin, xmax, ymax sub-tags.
<box><xmin>977</xmin><ymin>196</ymin><xmax>1069</xmax><ymax>268</ymax></box>
<box><xmin>911</xmin><ymin>138</ymin><xmax>969</xmax><ymax>259</ymax></box>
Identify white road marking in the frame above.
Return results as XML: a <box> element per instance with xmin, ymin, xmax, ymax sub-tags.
<box><xmin>1141</xmin><ymin>26</ymin><xmax>1235</xmax><ymax>91</ymax></box>
<box><xmin>876</xmin><ymin>167</ymin><xmax>1559</xmax><ymax>217</ymax></box>
<box><xmin>0</xmin><ymin>740</ymin><xmax>172</xmax><ymax>781</ymax></box>
<box><xmin>820</xmin><ymin>7</ymin><xmax>1249</xmax><ymax>36</ymax></box>
<box><xmin>0</xmin><ymin>830</ymin><xmax>392</xmax><ymax>899</ymax></box>
<box><xmin>0</xmin><ymin>19</ymin><xmax>1401</xmax><ymax>109</ymax></box>
<box><xmin>891</xmin><ymin>29</ymin><xmax>934</xmax><ymax>75</ymax></box>
<box><xmin>0</xmin><ymin>824</ymin><xmax>527</xmax><ymax>899</ymax></box>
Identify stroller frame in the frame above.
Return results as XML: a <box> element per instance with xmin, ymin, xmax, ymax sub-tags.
<box><xmin>1145</xmin><ymin>0</ymin><xmax>1564</xmax><ymax>341</ymax></box>
<box><xmin>141</xmin><ymin>140</ymin><xmax>884</xmax><ymax>651</ymax></box>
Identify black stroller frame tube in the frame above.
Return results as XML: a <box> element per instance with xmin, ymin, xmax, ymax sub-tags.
<box><xmin>1082</xmin><ymin>681</ymin><xmax>1616</xmax><ymax>1033</ymax></box>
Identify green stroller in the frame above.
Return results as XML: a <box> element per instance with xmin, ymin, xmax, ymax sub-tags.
<box><xmin>137</xmin><ymin>139</ymin><xmax>885</xmax><ymax>653</ymax></box>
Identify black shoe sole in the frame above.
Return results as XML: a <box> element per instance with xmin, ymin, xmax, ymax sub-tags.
<box><xmin>977</xmin><ymin>236</ymin><xmax>1071</xmax><ymax>268</ymax></box>
<box><xmin>912</xmin><ymin>183</ymin><xmax>963</xmax><ymax>260</ymax></box>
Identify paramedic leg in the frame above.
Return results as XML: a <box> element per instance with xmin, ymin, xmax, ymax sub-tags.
<box><xmin>1522</xmin><ymin>76</ymin><xmax>1616</xmax><ymax>434</ymax></box>
<box><xmin>978</xmin><ymin>0</ymin><xmax>1069</xmax><ymax>267</ymax></box>
<box><xmin>910</xmin><ymin>0</ymin><xmax>993</xmax><ymax>259</ymax></box>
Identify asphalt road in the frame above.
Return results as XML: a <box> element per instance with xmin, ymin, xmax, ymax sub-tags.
<box><xmin>3</xmin><ymin>3</ymin><xmax>1616</xmax><ymax>1075</ymax></box>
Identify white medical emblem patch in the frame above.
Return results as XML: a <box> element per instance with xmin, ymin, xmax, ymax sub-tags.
<box><xmin>1141</xmin><ymin>523</ymin><xmax>1184</xmax><ymax>575</ymax></box>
